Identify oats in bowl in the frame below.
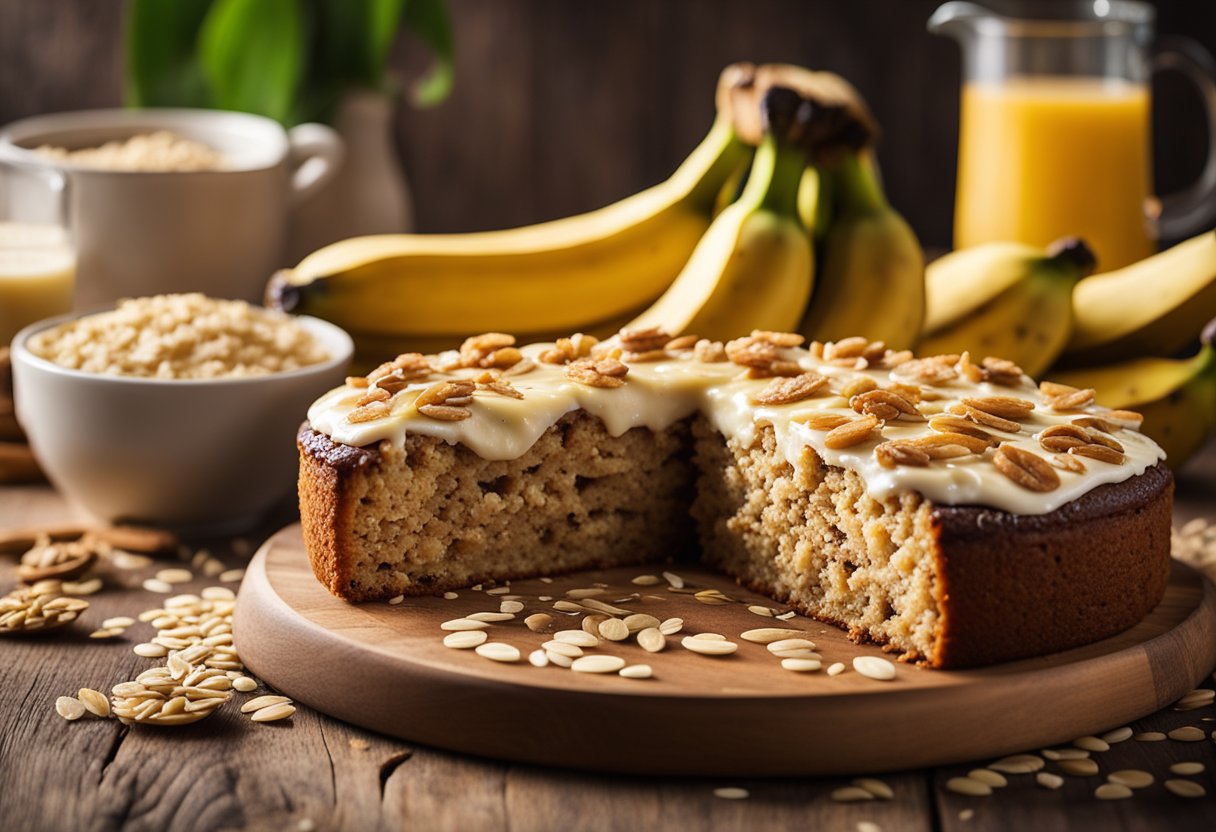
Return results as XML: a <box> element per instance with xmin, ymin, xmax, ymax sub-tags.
<box><xmin>11</xmin><ymin>299</ymin><xmax>352</xmax><ymax>531</ymax></box>
<box><xmin>27</xmin><ymin>293</ymin><xmax>330</xmax><ymax>379</ymax></box>
<box><xmin>34</xmin><ymin>131</ymin><xmax>228</xmax><ymax>172</ymax></box>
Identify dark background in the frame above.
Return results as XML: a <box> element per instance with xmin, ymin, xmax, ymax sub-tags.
<box><xmin>1</xmin><ymin>0</ymin><xmax>1213</xmax><ymax>248</ymax></box>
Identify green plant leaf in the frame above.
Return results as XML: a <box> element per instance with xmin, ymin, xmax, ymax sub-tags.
<box><xmin>402</xmin><ymin>0</ymin><xmax>454</xmax><ymax>107</ymax></box>
<box><xmin>198</xmin><ymin>0</ymin><xmax>304</xmax><ymax>124</ymax></box>
<box><xmin>365</xmin><ymin>0</ymin><xmax>407</xmax><ymax>84</ymax></box>
<box><xmin>125</xmin><ymin>0</ymin><xmax>215</xmax><ymax>108</ymax></box>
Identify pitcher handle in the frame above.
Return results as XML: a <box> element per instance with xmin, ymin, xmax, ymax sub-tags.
<box><xmin>1152</xmin><ymin>36</ymin><xmax>1216</xmax><ymax>240</ymax></box>
<box><xmin>286</xmin><ymin>123</ymin><xmax>345</xmax><ymax>206</ymax></box>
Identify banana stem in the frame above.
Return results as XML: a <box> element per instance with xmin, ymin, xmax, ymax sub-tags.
<box><xmin>741</xmin><ymin>134</ymin><xmax>807</xmax><ymax>216</ymax></box>
<box><xmin>830</xmin><ymin>151</ymin><xmax>887</xmax><ymax>215</ymax></box>
<box><xmin>679</xmin><ymin>119</ymin><xmax>752</xmax><ymax>211</ymax></box>
<box><xmin>1043</xmin><ymin>238</ymin><xmax>1097</xmax><ymax>281</ymax></box>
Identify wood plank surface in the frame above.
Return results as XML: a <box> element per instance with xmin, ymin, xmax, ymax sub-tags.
<box><xmin>0</xmin><ymin>440</ymin><xmax>1212</xmax><ymax>830</ymax></box>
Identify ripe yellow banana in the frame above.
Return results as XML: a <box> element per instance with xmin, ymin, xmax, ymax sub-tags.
<box><xmin>797</xmin><ymin>151</ymin><xmax>923</xmax><ymax>348</ymax></box>
<box><xmin>267</xmin><ymin>119</ymin><xmax>749</xmax><ymax>338</ymax></box>
<box><xmin>1047</xmin><ymin>321</ymin><xmax>1216</xmax><ymax>468</ymax></box>
<box><xmin>919</xmin><ymin>238</ymin><xmax>1096</xmax><ymax>377</ymax></box>
<box><xmin>626</xmin><ymin>118</ymin><xmax>813</xmax><ymax>340</ymax></box>
<box><xmin>1064</xmin><ymin>230</ymin><xmax>1216</xmax><ymax>366</ymax></box>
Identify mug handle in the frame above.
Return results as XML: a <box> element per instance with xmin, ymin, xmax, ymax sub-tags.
<box><xmin>1151</xmin><ymin>36</ymin><xmax>1216</xmax><ymax>240</ymax></box>
<box><xmin>286</xmin><ymin>123</ymin><xmax>345</xmax><ymax>205</ymax></box>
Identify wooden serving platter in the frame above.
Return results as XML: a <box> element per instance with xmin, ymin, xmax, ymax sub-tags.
<box><xmin>233</xmin><ymin>525</ymin><xmax>1216</xmax><ymax>777</ymax></box>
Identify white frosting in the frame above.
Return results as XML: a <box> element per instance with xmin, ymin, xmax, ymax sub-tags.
<box><xmin>307</xmin><ymin>343</ymin><xmax>1165</xmax><ymax>515</ymax></box>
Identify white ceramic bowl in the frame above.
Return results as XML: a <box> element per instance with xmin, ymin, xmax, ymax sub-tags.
<box><xmin>10</xmin><ymin>312</ymin><xmax>352</xmax><ymax>532</ymax></box>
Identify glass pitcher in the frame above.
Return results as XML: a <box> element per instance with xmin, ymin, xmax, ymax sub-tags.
<box><xmin>929</xmin><ymin>0</ymin><xmax>1216</xmax><ymax>270</ymax></box>
<box><xmin>0</xmin><ymin>162</ymin><xmax>73</xmax><ymax>346</ymax></box>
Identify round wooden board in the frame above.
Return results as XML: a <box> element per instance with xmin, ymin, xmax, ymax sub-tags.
<box><xmin>233</xmin><ymin>525</ymin><xmax>1216</xmax><ymax>777</ymax></box>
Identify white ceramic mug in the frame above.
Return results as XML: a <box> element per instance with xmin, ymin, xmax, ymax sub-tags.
<box><xmin>0</xmin><ymin>109</ymin><xmax>343</xmax><ymax>307</ymax></box>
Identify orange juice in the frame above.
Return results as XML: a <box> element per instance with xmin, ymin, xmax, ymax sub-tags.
<box><xmin>955</xmin><ymin>78</ymin><xmax>1155</xmax><ymax>270</ymax></box>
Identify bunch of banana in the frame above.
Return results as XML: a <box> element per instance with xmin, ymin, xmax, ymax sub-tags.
<box><xmin>1063</xmin><ymin>230</ymin><xmax>1216</xmax><ymax>366</ymax></box>
<box><xmin>625</xmin><ymin>88</ymin><xmax>817</xmax><ymax>339</ymax></box>
<box><xmin>701</xmin><ymin>61</ymin><xmax>924</xmax><ymax>347</ymax></box>
<box><xmin>919</xmin><ymin>237</ymin><xmax>1096</xmax><ymax>377</ymax></box>
<box><xmin>267</xmin><ymin>70</ymin><xmax>752</xmax><ymax>351</ymax></box>
<box><xmin>1047</xmin><ymin>319</ymin><xmax>1216</xmax><ymax>467</ymax></box>
<box><xmin>797</xmin><ymin>150</ymin><xmax>924</xmax><ymax>348</ymax></box>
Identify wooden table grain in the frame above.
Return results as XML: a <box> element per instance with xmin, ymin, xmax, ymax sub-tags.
<box><xmin>1</xmin><ymin>443</ymin><xmax>1214</xmax><ymax>832</ymax></box>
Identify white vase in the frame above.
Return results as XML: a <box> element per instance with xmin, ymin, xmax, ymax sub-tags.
<box><xmin>288</xmin><ymin>89</ymin><xmax>414</xmax><ymax>263</ymax></box>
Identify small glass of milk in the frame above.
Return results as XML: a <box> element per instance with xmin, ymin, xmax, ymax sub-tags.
<box><xmin>0</xmin><ymin>163</ymin><xmax>74</xmax><ymax>346</ymax></box>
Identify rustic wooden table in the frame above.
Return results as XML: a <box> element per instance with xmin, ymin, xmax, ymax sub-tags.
<box><xmin>1</xmin><ymin>443</ymin><xmax>1214</xmax><ymax>832</ymax></box>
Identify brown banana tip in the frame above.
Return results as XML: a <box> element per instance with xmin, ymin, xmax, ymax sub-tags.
<box><xmin>265</xmin><ymin>270</ymin><xmax>302</xmax><ymax>312</ymax></box>
<box><xmin>715</xmin><ymin>63</ymin><xmax>757</xmax><ymax>118</ymax></box>
<box><xmin>1202</xmin><ymin>316</ymin><xmax>1216</xmax><ymax>348</ymax></box>
<box><xmin>1047</xmin><ymin>237</ymin><xmax>1097</xmax><ymax>278</ymax></box>
<box><xmin>760</xmin><ymin>86</ymin><xmax>812</xmax><ymax>139</ymax></box>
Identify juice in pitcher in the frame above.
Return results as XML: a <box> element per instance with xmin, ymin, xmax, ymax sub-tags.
<box><xmin>931</xmin><ymin>1</ymin><xmax>1216</xmax><ymax>272</ymax></box>
<box><xmin>955</xmin><ymin>78</ymin><xmax>1154</xmax><ymax>270</ymax></box>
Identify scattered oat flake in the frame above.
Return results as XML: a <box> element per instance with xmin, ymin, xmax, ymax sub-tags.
<box><xmin>219</xmin><ymin>568</ymin><xmax>246</xmax><ymax>583</ymax></box>
<box><xmin>1058</xmin><ymin>759</ymin><xmax>1099</xmax><ymax>776</ymax></box>
<box><xmin>1094</xmin><ymin>783</ymin><xmax>1132</xmax><ymax>800</ymax></box>
<box><xmin>967</xmin><ymin>769</ymin><xmax>1006</xmax><ymax>788</ymax></box>
<box><xmin>827</xmin><ymin>662</ymin><xmax>846</xmax><ymax>676</ymax></box>
<box><xmin>1167</xmin><ymin>726</ymin><xmax>1205</xmax><ymax>741</ymax></box>
<box><xmin>474</xmin><ymin>642</ymin><xmax>520</xmax><ymax>663</ymax></box>
<box><xmin>1107</xmin><ymin>770</ymin><xmax>1153</xmax><ymax>789</ymax></box>
<box><xmin>988</xmin><ymin>755</ymin><xmax>1044</xmax><ymax>773</ymax></box>
<box><xmin>1170</xmin><ymin>762</ymin><xmax>1205</xmax><ymax>775</ymax></box>
<box><xmin>1073</xmin><ymin>735</ymin><xmax>1109</xmax><ymax>752</ymax></box>
<box><xmin>1100</xmin><ymin>726</ymin><xmax>1132</xmax><ymax>743</ymax></box>
<box><xmin>619</xmin><ymin>664</ymin><xmax>652</xmax><ymax>679</ymax></box>
<box><xmin>658</xmin><ymin>618</ymin><xmax>684</xmax><ymax>635</ymax></box>
<box><xmin>571</xmin><ymin>655</ymin><xmax>625</xmax><ymax>674</ymax></box>
<box><xmin>142</xmin><ymin>578</ymin><xmax>173</xmax><ymax>594</ymax></box>
<box><xmin>232</xmin><ymin>676</ymin><xmax>258</xmax><ymax>693</ymax></box>
<box><xmin>553</xmin><ymin>630</ymin><xmax>598</xmax><ymax>647</ymax></box>
<box><xmin>250</xmin><ymin>702</ymin><xmax>296</xmax><ymax>723</ymax></box>
<box><xmin>156</xmin><ymin>568</ymin><xmax>193</xmax><ymax>584</ymax></box>
<box><xmin>1133</xmin><ymin>731</ymin><xmax>1166</xmax><ymax>741</ymax></box>
<box><xmin>854</xmin><ymin>778</ymin><xmax>894</xmax><ymax>800</ymax></box>
<box><xmin>443</xmin><ymin>631</ymin><xmax>487</xmax><ymax>649</ymax></box>
<box><xmin>55</xmin><ymin>696</ymin><xmax>86</xmax><ymax>721</ymax></box>
<box><xmin>631</xmin><ymin>575</ymin><xmax>661</xmax><ymax>586</ymax></box>
<box><xmin>1036</xmin><ymin>772</ymin><xmax>1063</xmax><ymax>790</ymax></box>
<box><xmin>741</xmin><ymin>627</ymin><xmax>802</xmax><ymax>644</ymax></box>
<box><xmin>440</xmin><ymin>618</ymin><xmax>490</xmax><ymax>632</ymax></box>
<box><xmin>959</xmin><ymin>810</ymin><xmax>974</xmax><ymax>822</ymax></box>
<box><xmin>661</xmin><ymin>571</ymin><xmax>685</xmax><ymax>589</ymax></box>
<box><xmin>387</xmin><ymin>595</ymin><xmax>405</xmax><ymax>606</ymax></box>
<box><xmin>946</xmin><ymin>777</ymin><xmax>991</xmax><ymax>797</ymax></box>
<box><xmin>349</xmin><ymin>738</ymin><xmax>370</xmax><ymax>750</ymax></box>
<box><xmin>852</xmin><ymin>656</ymin><xmax>895</xmax><ymax>681</ymax></box>
<box><xmin>680</xmin><ymin>637</ymin><xmax>737</xmax><ymax>656</ymax></box>
<box><xmin>713</xmin><ymin>787</ymin><xmax>749</xmax><ymax>800</ymax></box>
<box><xmin>1165</xmin><ymin>779</ymin><xmax>1207</xmax><ymax>798</ymax></box>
